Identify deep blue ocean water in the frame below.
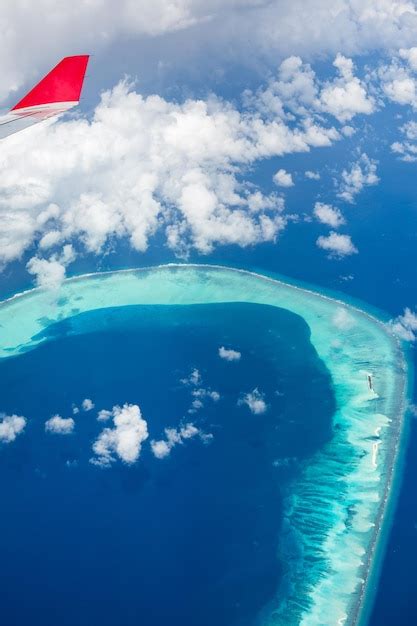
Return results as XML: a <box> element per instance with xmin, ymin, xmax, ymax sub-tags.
<box><xmin>0</xmin><ymin>302</ymin><xmax>335</xmax><ymax>626</ymax></box>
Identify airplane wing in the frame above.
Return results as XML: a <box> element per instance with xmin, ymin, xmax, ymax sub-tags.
<box><xmin>0</xmin><ymin>55</ymin><xmax>89</xmax><ymax>140</ymax></box>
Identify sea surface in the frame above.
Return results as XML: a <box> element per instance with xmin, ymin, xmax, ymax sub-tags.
<box><xmin>0</xmin><ymin>302</ymin><xmax>335</xmax><ymax>626</ymax></box>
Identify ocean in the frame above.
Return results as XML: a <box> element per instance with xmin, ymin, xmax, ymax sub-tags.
<box><xmin>0</xmin><ymin>301</ymin><xmax>335</xmax><ymax>626</ymax></box>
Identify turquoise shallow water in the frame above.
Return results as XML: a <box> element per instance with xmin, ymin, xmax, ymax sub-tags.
<box><xmin>0</xmin><ymin>264</ymin><xmax>410</xmax><ymax>625</ymax></box>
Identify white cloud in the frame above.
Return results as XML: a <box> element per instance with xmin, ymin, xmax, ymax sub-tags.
<box><xmin>313</xmin><ymin>202</ymin><xmax>345</xmax><ymax>228</ymax></box>
<box><xmin>390</xmin><ymin>307</ymin><xmax>417</xmax><ymax>341</ymax></box>
<box><xmin>305</xmin><ymin>170</ymin><xmax>320</xmax><ymax>180</ymax></box>
<box><xmin>341</xmin><ymin>125</ymin><xmax>356</xmax><ymax>137</ymax></box>
<box><xmin>379</xmin><ymin>55</ymin><xmax>417</xmax><ymax>109</ymax></box>
<box><xmin>316</xmin><ymin>231</ymin><xmax>358</xmax><ymax>257</ymax></box>
<box><xmin>332</xmin><ymin>307</ymin><xmax>355</xmax><ymax>330</ymax></box>
<box><xmin>26</xmin><ymin>244</ymin><xmax>76</xmax><ymax>289</ymax></box>
<box><xmin>391</xmin><ymin>139</ymin><xmax>417</xmax><ymax>161</ymax></box>
<box><xmin>0</xmin><ymin>71</ymin><xmax>348</xmax><ymax>270</ymax></box>
<box><xmin>181</xmin><ymin>368</ymin><xmax>202</xmax><ymax>386</ymax></box>
<box><xmin>91</xmin><ymin>403</ymin><xmax>149</xmax><ymax>467</ymax></box>
<box><xmin>384</xmin><ymin>75</ymin><xmax>417</xmax><ymax>106</ymax></box>
<box><xmin>218</xmin><ymin>346</ymin><xmax>241</xmax><ymax>361</ymax></box>
<box><xmin>391</xmin><ymin>120</ymin><xmax>417</xmax><ymax>161</ymax></box>
<box><xmin>254</xmin><ymin>55</ymin><xmax>317</xmax><ymax>118</ymax></box>
<box><xmin>254</xmin><ymin>53</ymin><xmax>374</xmax><ymax>124</ymax></box>
<box><xmin>337</xmin><ymin>153</ymin><xmax>379</xmax><ymax>203</ymax></box>
<box><xmin>180</xmin><ymin>369</ymin><xmax>220</xmax><ymax>413</ymax></box>
<box><xmin>189</xmin><ymin>387</ymin><xmax>220</xmax><ymax>414</ymax></box>
<box><xmin>180</xmin><ymin>422</ymin><xmax>200</xmax><ymax>439</ymax></box>
<box><xmin>401</xmin><ymin>120</ymin><xmax>417</xmax><ymax>139</ymax></box>
<box><xmin>192</xmin><ymin>388</ymin><xmax>220</xmax><ymax>402</ymax></box>
<box><xmin>273</xmin><ymin>169</ymin><xmax>294</xmax><ymax>187</ymax></box>
<box><xmin>45</xmin><ymin>414</ymin><xmax>75</xmax><ymax>435</ymax></box>
<box><xmin>0</xmin><ymin>414</ymin><xmax>26</xmax><ymax>443</ymax></box>
<box><xmin>2</xmin><ymin>11</ymin><xmax>417</xmax><ymax>280</ymax></box>
<box><xmin>399</xmin><ymin>47</ymin><xmax>417</xmax><ymax>71</ymax></box>
<box><xmin>246</xmin><ymin>191</ymin><xmax>285</xmax><ymax>213</ymax></box>
<box><xmin>2</xmin><ymin>1</ymin><xmax>417</xmax><ymax>107</ymax></box>
<box><xmin>97</xmin><ymin>409</ymin><xmax>113</xmax><ymax>422</ymax></box>
<box><xmin>319</xmin><ymin>54</ymin><xmax>375</xmax><ymax>122</ymax></box>
<box><xmin>150</xmin><ymin>422</ymin><xmax>203</xmax><ymax>459</ymax></box>
<box><xmin>150</xmin><ymin>439</ymin><xmax>172</xmax><ymax>459</ymax></box>
<box><xmin>0</xmin><ymin>1</ymin><xmax>206</xmax><ymax>102</ymax></box>
<box><xmin>82</xmin><ymin>398</ymin><xmax>95</xmax><ymax>411</ymax></box>
<box><xmin>26</xmin><ymin>256</ymin><xmax>65</xmax><ymax>290</ymax></box>
<box><xmin>190</xmin><ymin>399</ymin><xmax>203</xmax><ymax>412</ymax></box>
<box><xmin>239</xmin><ymin>388</ymin><xmax>268</xmax><ymax>414</ymax></box>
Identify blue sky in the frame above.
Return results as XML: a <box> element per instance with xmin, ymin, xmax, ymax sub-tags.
<box><xmin>1</xmin><ymin>0</ymin><xmax>417</xmax><ymax>340</ymax></box>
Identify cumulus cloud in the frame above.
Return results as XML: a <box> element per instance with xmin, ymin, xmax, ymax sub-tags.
<box><xmin>390</xmin><ymin>307</ymin><xmax>417</xmax><ymax>341</ymax></box>
<box><xmin>26</xmin><ymin>244</ymin><xmax>76</xmax><ymax>289</ymax></box>
<box><xmin>2</xmin><ymin>7</ymin><xmax>417</xmax><ymax>282</ymax></box>
<box><xmin>97</xmin><ymin>409</ymin><xmax>112</xmax><ymax>422</ymax></box>
<box><xmin>252</xmin><ymin>55</ymin><xmax>318</xmax><ymax>118</ymax></box>
<box><xmin>82</xmin><ymin>398</ymin><xmax>95</xmax><ymax>411</ymax></box>
<box><xmin>0</xmin><ymin>413</ymin><xmax>26</xmax><ymax>443</ymax></box>
<box><xmin>181</xmin><ymin>368</ymin><xmax>202</xmax><ymax>386</ymax></box>
<box><xmin>391</xmin><ymin>120</ymin><xmax>417</xmax><ymax>161</ymax></box>
<box><xmin>391</xmin><ymin>139</ymin><xmax>417</xmax><ymax>161</ymax></box>
<box><xmin>379</xmin><ymin>53</ymin><xmax>417</xmax><ymax>108</ymax></box>
<box><xmin>399</xmin><ymin>46</ymin><xmax>417</xmax><ymax>71</ymax></box>
<box><xmin>45</xmin><ymin>414</ymin><xmax>75</xmax><ymax>435</ymax></box>
<box><xmin>313</xmin><ymin>202</ymin><xmax>345</xmax><ymax>228</ymax></box>
<box><xmin>384</xmin><ymin>74</ymin><xmax>417</xmax><ymax>106</ymax></box>
<box><xmin>150</xmin><ymin>439</ymin><xmax>172</xmax><ymax>459</ymax></box>
<box><xmin>273</xmin><ymin>168</ymin><xmax>294</xmax><ymax>187</ymax></box>
<box><xmin>0</xmin><ymin>68</ymin><xmax>351</xmax><ymax>270</ymax></box>
<box><xmin>91</xmin><ymin>403</ymin><xmax>149</xmax><ymax>466</ymax></box>
<box><xmin>337</xmin><ymin>153</ymin><xmax>379</xmax><ymax>203</ymax></box>
<box><xmin>319</xmin><ymin>54</ymin><xmax>375</xmax><ymax>122</ymax></box>
<box><xmin>305</xmin><ymin>170</ymin><xmax>320</xmax><ymax>180</ymax></box>
<box><xmin>189</xmin><ymin>387</ymin><xmax>220</xmax><ymax>413</ymax></box>
<box><xmin>239</xmin><ymin>388</ymin><xmax>268</xmax><ymax>414</ymax></box>
<box><xmin>218</xmin><ymin>346</ymin><xmax>241</xmax><ymax>361</ymax></box>
<box><xmin>180</xmin><ymin>369</ymin><xmax>220</xmax><ymax>413</ymax></box>
<box><xmin>400</xmin><ymin>120</ymin><xmax>417</xmax><ymax>140</ymax></box>
<box><xmin>252</xmin><ymin>53</ymin><xmax>374</xmax><ymax>124</ymax></box>
<box><xmin>316</xmin><ymin>231</ymin><xmax>358</xmax><ymax>257</ymax></box>
<box><xmin>2</xmin><ymin>44</ymin><xmax>407</xmax><ymax>275</ymax></box>
<box><xmin>150</xmin><ymin>422</ymin><xmax>207</xmax><ymax>459</ymax></box>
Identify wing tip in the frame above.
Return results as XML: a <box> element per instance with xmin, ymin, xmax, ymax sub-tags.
<box><xmin>11</xmin><ymin>55</ymin><xmax>90</xmax><ymax>111</ymax></box>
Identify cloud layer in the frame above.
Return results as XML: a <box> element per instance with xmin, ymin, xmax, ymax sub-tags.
<box><xmin>0</xmin><ymin>49</ymin><xmax>386</xmax><ymax>276</ymax></box>
<box><xmin>3</xmin><ymin>1</ymin><xmax>417</xmax><ymax>103</ymax></box>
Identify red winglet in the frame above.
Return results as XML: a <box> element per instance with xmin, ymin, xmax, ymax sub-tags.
<box><xmin>11</xmin><ymin>55</ymin><xmax>89</xmax><ymax>111</ymax></box>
